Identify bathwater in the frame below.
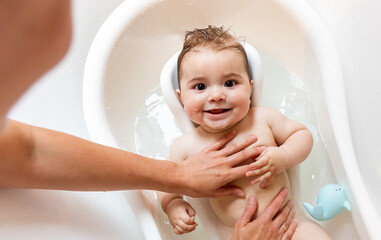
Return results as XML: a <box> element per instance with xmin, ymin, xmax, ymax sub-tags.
<box><xmin>134</xmin><ymin>52</ymin><xmax>353</xmax><ymax>239</ymax></box>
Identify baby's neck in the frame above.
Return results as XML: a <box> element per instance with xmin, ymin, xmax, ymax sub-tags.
<box><xmin>196</xmin><ymin>108</ymin><xmax>255</xmax><ymax>138</ymax></box>
<box><xmin>197</xmin><ymin>124</ymin><xmax>237</xmax><ymax>137</ymax></box>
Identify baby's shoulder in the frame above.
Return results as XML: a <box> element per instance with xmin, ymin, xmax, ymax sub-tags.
<box><xmin>170</xmin><ymin>130</ymin><xmax>201</xmax><ymax>154</ymax></box>
<box><xmin>171</xmin><ymin>131</ymin><xmax>192</xmax><ymax>149</ymax></box>
<box><xmin>170</xmin><ymin>130</ymin><xmax>202</xmax><ymax>161</ymax></box>
<box><xmin>250</xmin><ymin>106</ymin><xmax>283</xmax><ymax>119</ymax></box>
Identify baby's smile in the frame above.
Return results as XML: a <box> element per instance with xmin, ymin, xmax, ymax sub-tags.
<box><xmin>203</xmin><ymin>108</ymin><xmax>233</xmax><ymax>121</ymax></box>
<box><xmin>205</xmin><ymin>108</ymin><xmax>232</xmax><ymax>114</ymax></box>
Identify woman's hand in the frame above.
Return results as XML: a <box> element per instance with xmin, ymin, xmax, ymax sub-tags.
<box><xmin>177</xmin><ymin>131</ymin><xmax>265</xmax><ymax>198</ymax></box>
<box><xmin>232</xmin><ymin>188</ymin><xmax>297</xmax><ymax>240</ymax></box>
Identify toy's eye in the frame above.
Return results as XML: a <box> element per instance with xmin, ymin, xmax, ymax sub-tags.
<box><xmin>195</xmin><ymin>83</ymin><xmax>206</xmax><ymax>90</ymax></box>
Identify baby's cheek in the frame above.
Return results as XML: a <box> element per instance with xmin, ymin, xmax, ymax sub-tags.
<box><xmin>185</xmin><ymin>108</ymin><xmax>200</xmax><ymax>122</ymax></box>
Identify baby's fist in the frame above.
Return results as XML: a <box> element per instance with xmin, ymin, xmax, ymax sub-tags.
<box><xmin>166</xmin><ymin>198</ymin><xmax>198</xmax><ymax>234</ymax></box>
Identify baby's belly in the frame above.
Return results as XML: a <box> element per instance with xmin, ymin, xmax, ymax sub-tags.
<box><xmin>209</xmin><ymin>171</ymin><xmax>290</xmax><ymax>227</ymax></box>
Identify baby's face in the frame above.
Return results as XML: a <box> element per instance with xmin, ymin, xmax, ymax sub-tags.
<box><xmin>177</xmin><ymin>47</ymin><xmax>253</xmax><ymax>133</ymax></box>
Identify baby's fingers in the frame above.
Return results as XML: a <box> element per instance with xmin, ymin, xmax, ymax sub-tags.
<box><xmin>260</xmin><ymin>172</ymin><xmax>275</xmax><ymax>189</ymax></box>
<box><xmin>186</xmin><ymin>205</ymin><xmax>196</xmax><ymax>218</ymax></box>
<box><xmin>260</xmin><ymin>178</ymin><xmax>273</xmax><ymax>189</ymax></box>
<box><xmin>177</xmin><ymin>220</ymin><xmax>198</xmax><ymax>233</ymax></box>
<box><xmin>246</xmin><ymin>163</ymin><xmax>268</xmax><ymax>178</ymax></box>
<box><xmin>246</xmin><ymin>157</ymin><xmax>268</xmax><ymax>177</ymax></box>
<box><xmin>250</xmin><ymin>171</ymin><xmax>272</xmax><ymax>186</ymax></box>
<box><xmin>174</xmin><ymin>225</ymin><xmax>183</xmax><ymax>235</ymax></box>
<box><xmin>182</xmin><ymin>215</ymin><xmax>195</xmax><ymax>224</ymax></box>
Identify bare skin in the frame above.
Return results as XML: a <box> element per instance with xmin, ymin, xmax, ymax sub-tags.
<box><xmin>159</xmin><ymin>44</ymin><xmax>330</xmax><ymax>239</ymax></box>
<box><xmin>232</xmin><ymin>188</ymin><xmax>297</xmax><ymax>240</ymax></box>
<box><xmin>0</xmin><ymin>120</ymin><xmax>265</xmax><ymax>197</ymax></box>
<box><xmin>0</xmin><ymin>0</ymin><xmax>264</xmax><ymax>198</ymax></box>
<box><xmin>0</xmin><ymin>1</ymin><xmax>297</xmax><ymax>239</ymax></box>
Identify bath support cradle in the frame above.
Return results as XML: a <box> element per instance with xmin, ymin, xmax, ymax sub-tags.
<box><xmin>303</xmin><ymin>184</ymin><xmax>351</xmax><ymax>221</ymax></box>
<box><xmin>83</xmin><ymin>0</ymin><xmax>381</xmax><ymax>238</ymax></box>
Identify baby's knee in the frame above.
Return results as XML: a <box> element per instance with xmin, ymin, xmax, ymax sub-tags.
<box><xmin>292</xmin><ymin>220</ymin><xmax>332</xmax><ymax>240</ymax></box>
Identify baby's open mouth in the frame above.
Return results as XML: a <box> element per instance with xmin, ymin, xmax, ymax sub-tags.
<box><xmin>205</xmin><ymin>108</ymin><xmax>231</xmax><ymax>114</ymax></box>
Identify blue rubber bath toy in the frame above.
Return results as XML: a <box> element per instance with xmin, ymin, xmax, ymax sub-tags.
<box><xmin>303</xmin><ymin>184</ymin><xmax>351</xmax><ymax>221</ymax></box>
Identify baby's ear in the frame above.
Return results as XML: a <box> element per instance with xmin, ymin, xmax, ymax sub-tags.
<box><xmin>249</xmin><ymin>80</ymin><xmax>254</xmax><ymax>105</ymax></box>
<box><xmin>176</xmin><ymin>89</ymin><xmax>182</xmax><ymax>101</ymax></box>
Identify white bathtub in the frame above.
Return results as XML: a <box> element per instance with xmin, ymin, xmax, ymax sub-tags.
<box><xmin>83</xmin><ymin>0</ymin><xmax>380</xmax><ymax>239</ymax></box>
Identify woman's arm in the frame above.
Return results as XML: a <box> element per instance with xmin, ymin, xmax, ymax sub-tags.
<box><xmin>0</xmin><ymin>120</ymin><xmax>177</xmax><ymax>192</ymax></box>
<box><xmin>0</xmin><ymin>119</ymin><xmax>264</xmax><ymax>197</ymax></box>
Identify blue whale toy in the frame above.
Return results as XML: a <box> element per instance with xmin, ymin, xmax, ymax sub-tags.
<box><xmin>303</xmin><ymin>184</ymin><xmax>351</xmax><ymax>221</ymax></box>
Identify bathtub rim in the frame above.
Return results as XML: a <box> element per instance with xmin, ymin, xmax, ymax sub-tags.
<box><xmin>82</xmin><ymin>0</ymin><xmax>379</xmax><ymax>239</ymax></box>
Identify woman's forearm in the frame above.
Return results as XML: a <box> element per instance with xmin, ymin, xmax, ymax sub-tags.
<box><xmin>0</xmin><ymin>120</ymin><xmax>182</xmax><ymax>192</ymax></box>
<box><xmin>0</xmin><ymin>120</ymin><xmax>265</xmax><ymax>198</ymax></box>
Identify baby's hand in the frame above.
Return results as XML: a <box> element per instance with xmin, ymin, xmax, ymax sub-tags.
<box><xmin>165</xmin><ymin>198</ymin><xmax>198</xmax><ymax>234</ymax></box>
<box><xmin>246</xmin><ymin>146</ymin><xmax>289</xmax><ymax>188</ymax></box>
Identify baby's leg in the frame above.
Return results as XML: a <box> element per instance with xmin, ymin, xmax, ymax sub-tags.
<box><xmin>292</xmin><ymin>204</ymin><xmax>332</xmax><ymax>240</ymax></box>
<box><xmin>217</xmin><ymin>221</ymin><xmax>234</xmax><ymax>240</ymax></box>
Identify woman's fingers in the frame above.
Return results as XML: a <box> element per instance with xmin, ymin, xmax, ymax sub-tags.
<box><xmin>206</xmin><ymin>131</ymin><xmax>237</xmax><ymax>151</ymax></box>
<box><xmin>274</xmin><ymin>200</ymin><xmax>294</xmax><ymax>231</ymax></box>
<box><xmin>180</xmin><ymin>132</ymin><xmax>263</xmax><ymax>198</ymax></box>
<box><xmin>219</xmin><ymin>134</ymin><xmax>258</xmax><ymax>158</ymax></box>
<box><xmin>213</xmin><ymin>185</ymin><xmax>246</xmax><ymax>198</ymax></box>
<box><xmin>237</xmin><ymin>196</ymin><xmax>258</xmax><ymax>225</ymax></box>
<box><xmin>282</xmin><ymin>221</ymin><xmax>297</xmax><ymax>240</ymax></box>
<box><xmin>260</xmin><ymin>188</ymin><xmax>289</xmax><ymax>222</ymax></box>
<box><xmin>227</xmin><ymin>145</ymin><xmax>265</xmax><ymax>167</ymax></box>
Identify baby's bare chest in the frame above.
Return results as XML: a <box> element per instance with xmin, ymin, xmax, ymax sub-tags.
<box><xmin>188</xmin><ymin>122</ymin><xmax>278</xmax><ymax>158</ymax></box>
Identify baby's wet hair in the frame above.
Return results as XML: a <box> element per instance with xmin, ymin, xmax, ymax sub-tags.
<box><xmin>177</xmin><ymin>25</ymin><xmax>249</xmax><ymax>82</ymax></box>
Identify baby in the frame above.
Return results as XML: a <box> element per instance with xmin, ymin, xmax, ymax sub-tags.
<box><xmin>158</xmin><ymin>26</ymin><xmax>331</xmax><ymax>239</ymax></box>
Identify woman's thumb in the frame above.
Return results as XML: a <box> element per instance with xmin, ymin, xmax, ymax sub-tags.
<box><xmin>239</xmin><ymin>196</ymin><xmax>258</xmax><ymax>224</ymax></box>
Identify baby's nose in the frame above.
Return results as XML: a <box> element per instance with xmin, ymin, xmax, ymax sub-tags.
<box><xmin>208</xmin><ymin>88</ymin><xmax>226</xmax><ymax>102</ymax></box>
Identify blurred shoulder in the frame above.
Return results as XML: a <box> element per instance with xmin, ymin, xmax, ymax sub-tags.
<box><xmin>169</xmin><ymin>129</ymin><xmax>200</xmax><ymax>161</ymax></box>
<box><xmin>251</xmin><ymin>106</ymin><xmax>284</xmax><ymax>119</ymax></box>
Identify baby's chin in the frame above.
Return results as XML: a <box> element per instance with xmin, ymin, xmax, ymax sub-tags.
<box><xmin>199</xmin><ymin>123</ymin><xmax>238</xmax><ymax>134</ymax></box>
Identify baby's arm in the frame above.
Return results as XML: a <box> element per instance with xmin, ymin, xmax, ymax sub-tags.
<box><xmin>158</xmin><ymin>137</ymin><xmax>198</xmax><ymax>234</ymax></box>
<box><xmin>248</xmin><ymin>107</ymin><xmax>313</xmax><ymax>188</ymax></box>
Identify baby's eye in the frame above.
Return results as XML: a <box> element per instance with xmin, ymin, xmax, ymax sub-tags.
<box><xmin>224</xmin><ymin>80</ymin><xmax>236</xmax><ymax>88</ymax></box>
<box><xmin>194</xmin><ymin>83</ymin><xmax>206</xmax><ymax>90</ymax></box>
